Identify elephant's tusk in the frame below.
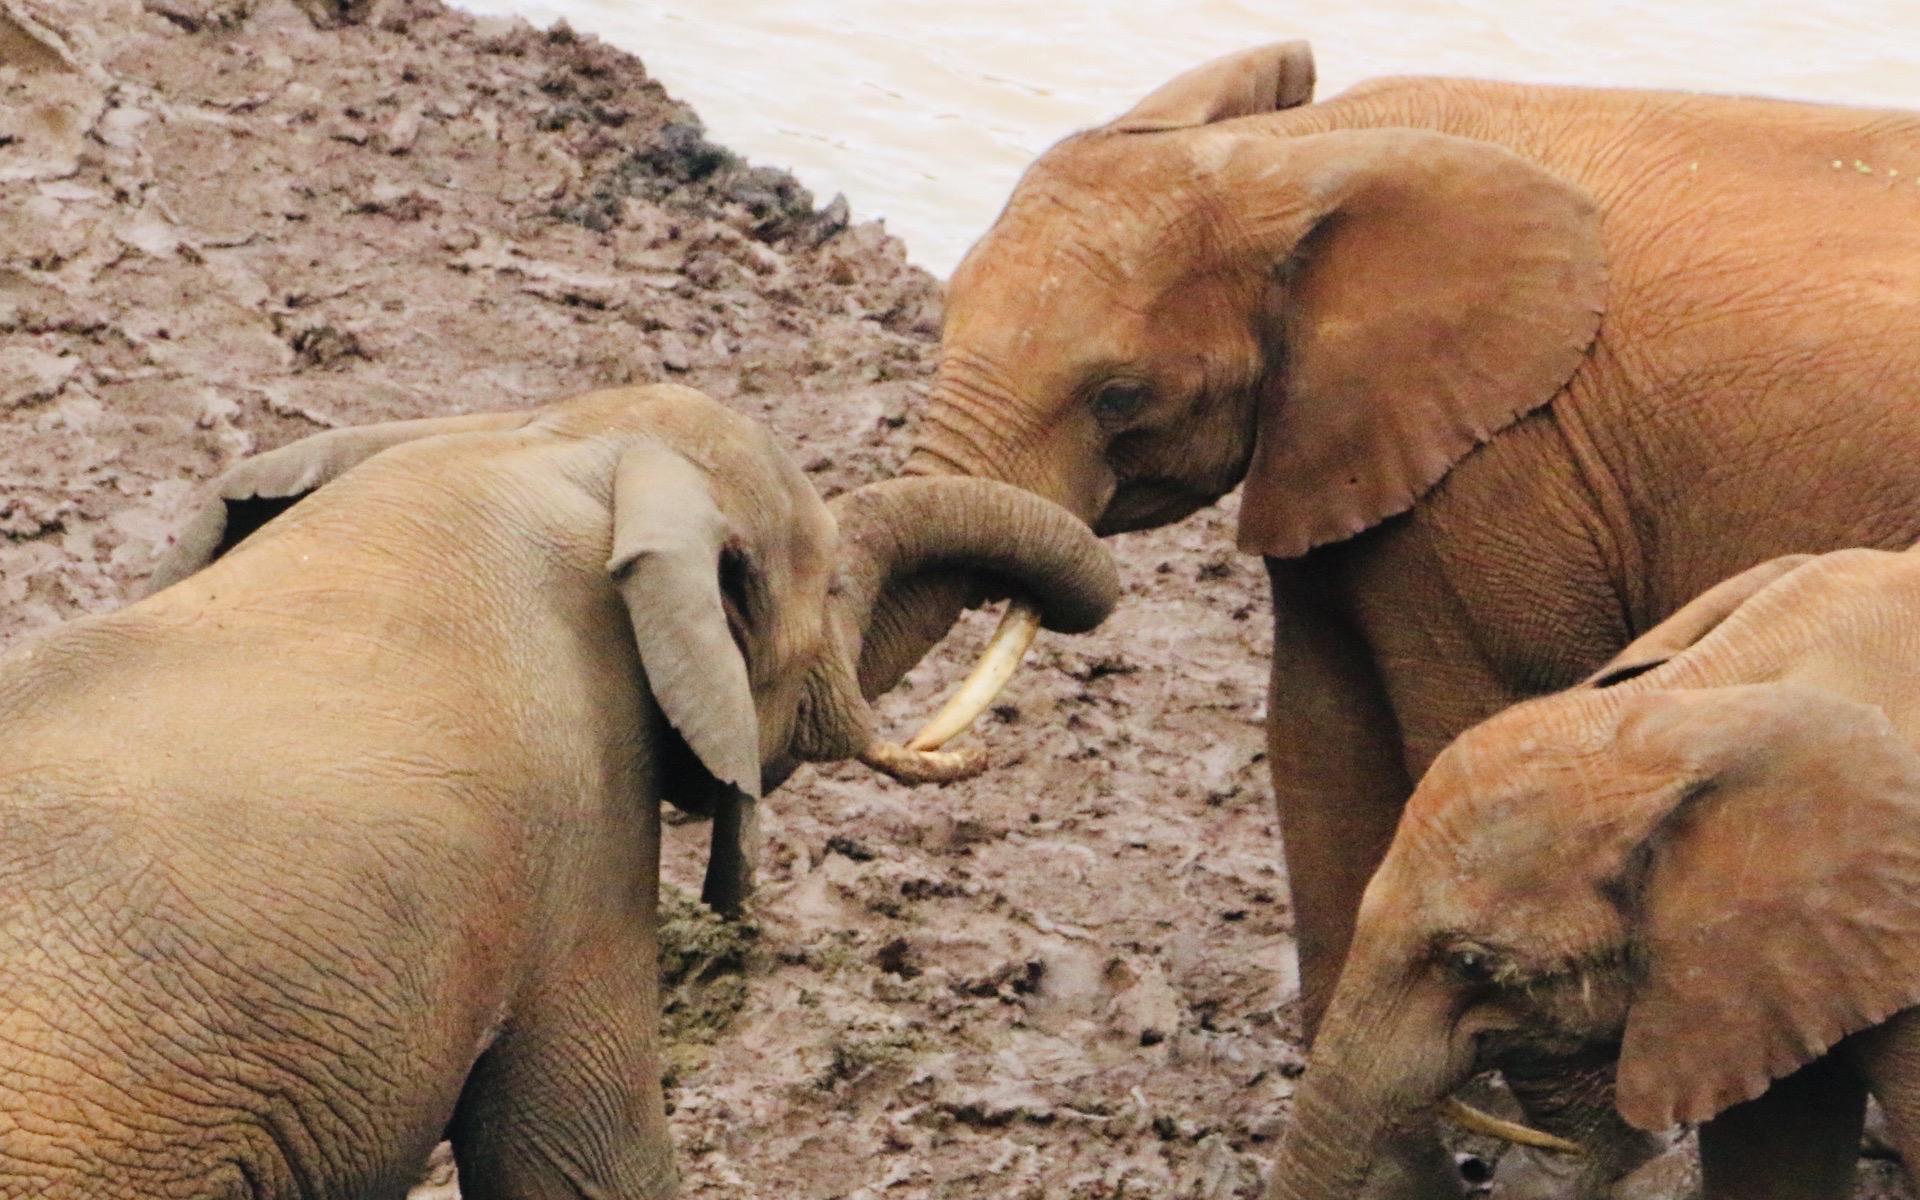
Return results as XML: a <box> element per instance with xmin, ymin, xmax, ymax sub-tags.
<box><xmin>905</xmin><ymin>599</ymin><xmax>1043</xmax><ymax>751</ymax></box>
<box><xmin>858</xmin><ymin>738</ymin><xmax>991</xmax><ymax>786</ymax></box>
<box><xmin>1440</xmin><ymin>1098</ymin><xmax>1586</xmax><ymax>1156</ymax></box>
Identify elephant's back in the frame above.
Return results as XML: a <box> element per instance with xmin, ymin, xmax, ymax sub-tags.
<box><xmin>33</xmin><ymin>429</ymin><xmax>629</xmax><ymax>760</ymax></box>
<box><xmin>1315</xmin><ymin>76</ymin><xmax>1920</xmax><ymax>176</ymax></box>
<box><xmin>1292</xmin><ymin>77</ymin><xmax>1920</xmax><ymax>279</ymax></box>
<box><xmin>158</xmin><ymin>424</ymin><xmax>623</xmax><ymax>634</ymax></box>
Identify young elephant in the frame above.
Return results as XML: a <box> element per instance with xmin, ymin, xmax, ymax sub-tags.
<box><xmin>1267</xmin><ymin>546</ymin><xmax>1920</xmax><ymax>1200</ymax></box>
<box><xmin>2</xmin><ymin>383</ymin><xmax>1117</xmax><ymax>1199</ymax></box>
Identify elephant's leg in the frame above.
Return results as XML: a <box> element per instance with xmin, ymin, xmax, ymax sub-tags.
<box><xmin>1267</xmin><ymin>564</ymin><xmax>1455</xmax><ymax>1200</ymax></box>
<box><xmin>1697</xmin><ymin>1054</ymin><xmax>1867</xmax><ymax>1200</ymax></box>
<box><xmin>1844</xmin><ymin>1008</ymin><xmax>1920</xmax><ymax>1179</ymax></box>
<box><xmin>450</xmin><ymin>931</ymin><xmax>675</xmax><ymax>1200</ymax></box>
<box><xmin>1265</xmin><ymin>560</ymin><xmax>1413</xmax><ymax>1038</ymax></box>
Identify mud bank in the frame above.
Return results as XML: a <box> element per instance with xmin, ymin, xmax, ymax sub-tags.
<box><xmin>0</xmin><ymin>1</ymin><xmax>1907</xmax><ymax>1197</ymax></box>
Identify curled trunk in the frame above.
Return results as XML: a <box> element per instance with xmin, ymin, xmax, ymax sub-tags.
<box><xmin>795</xmin><ymin>476</ymin><xmax>1118</xmax><ymax>763</ymax></box>
<box><xmin>852</xmin><ymin>568</ymin><xmax>982</xmax><ymax>701</ymax></box>
<box><xmin>849</xmin><ymin>438</ymin><xmax>1092</xmax><ymax>699</ymax></box>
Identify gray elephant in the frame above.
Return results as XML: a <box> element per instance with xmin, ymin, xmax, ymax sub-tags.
<box><xmin>1269</xmin><ymin>547</ymin><xmax>1920</xmax><ymax>1200</ymax></box>
<box><xmin>0</xmin><ymin>383</ymin><xmax>1116</xmax><ymax>1199</ymax></box>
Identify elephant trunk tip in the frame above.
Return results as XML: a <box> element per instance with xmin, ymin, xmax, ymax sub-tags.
<box><xmin>855</xmin><ymin>599</ymin><xmax>1043</xmax><ymax>787</ymax></box>
<box><xmin>858</xmin><ymin>738</ymin><xmax>991</xmax><ymax>786</ymax></box>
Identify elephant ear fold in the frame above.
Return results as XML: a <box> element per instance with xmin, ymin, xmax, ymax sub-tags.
<box><xmin>609</xmin><ymin>439</ymin><xmax>763</xmax><ymax>916</ymax></box>
<box><xmin>144</xmin><ymin>409</ymin><xmax>534</xmax><ymax>596</ymax></box>
<box><xmin>1613</xmin><ymin>684</ymin><xmax>1920</xmax><ymax>1132</ymax></box>
<box><xmin>1234</xmin><ymin>128</ymin><xmax>1606</xmax><ymax>559</ymax></box>
<box><xmin>1109</xmin><ymin>41</ymin><xmax>1315</xmax><ymax>132</ymax></box>
<box><xmin>1585</xmin><ymin>555</ymin><xmax>1815</xmax><ymax>688</ymax></box>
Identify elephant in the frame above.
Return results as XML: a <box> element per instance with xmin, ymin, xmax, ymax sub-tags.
<box><xmin>0</xmin><ymin>383</ymin><xmax>1116</xmax><ymax>1200</ymax></box>
<box><xmin>1268</xmin><ymin>542</ymin><xmax>1920</xmax><ymax>1200</ymax></box>
<box><xmin>890</xmin><ymin>35</ymin><xmax>1920</xmax><ymax>1187</ymax></box>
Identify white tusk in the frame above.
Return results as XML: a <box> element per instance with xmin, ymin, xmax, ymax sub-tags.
<box><xmin>1439</xmin><ymin>1098</ymin><xmax>1586</xmax><ymax>1156</ymax></box>
<box><xmin>905</xmin><ymin>599</ymin><xmax>1043</xmax><ymax>752</ymax></box>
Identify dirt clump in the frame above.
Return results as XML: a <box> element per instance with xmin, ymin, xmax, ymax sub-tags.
<box><xmin>0</xmin><ymin>2</ymin><xmax>1904</xmax><ymax>1198</ymax></box>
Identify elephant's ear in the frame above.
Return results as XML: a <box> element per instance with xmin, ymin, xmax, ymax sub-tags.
<box><xmin>144</xmin><ymin>410</ymin><xmax>535</xmax><ymax>596</ymax></box>
<box><xmin>608</xmin><ymin>439</ymin><xmax>762</xmax><ymax>916</ymax></box>
<box><xmin>1612</xmin><ymin>684</ymin><xmax>1920</xmax><ymax>1131</ymax></box>
<box><xmin>1585</xmin><ymin>555</ymin><xmax>1815</xmax><ymax>688</ymax></box>
<box><xmin>1110</xmin><ymin>41</ymin><xmax>1315</xmax><ymax>132</ymax></box>
<box><xmin>1234</xmin><ymin>128</ymin><xmax>1606</xmax><ymax>559</ymax></box>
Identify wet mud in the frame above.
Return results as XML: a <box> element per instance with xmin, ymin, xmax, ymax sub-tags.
<box><xmin>0</xmin><ymin>2</ymin><xmax>1907</xmax><ymax>1196</ymax></box>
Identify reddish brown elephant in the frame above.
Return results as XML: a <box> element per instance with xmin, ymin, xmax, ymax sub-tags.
<box><xmin>1273</xmin><ymin>545</ymin><xmax>1920</xmax><ymax>1200</ymax></box>
<box><xmin>886</xmin><ymin>38</ymin><xmax>1920</xmax><ymax>1194</ymax></box>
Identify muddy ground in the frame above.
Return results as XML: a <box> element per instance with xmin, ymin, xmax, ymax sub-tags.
<box><xmin>0</xmin><ymin>2</ymin><xmax>1909</xmax><ymax>1197</ymax></box>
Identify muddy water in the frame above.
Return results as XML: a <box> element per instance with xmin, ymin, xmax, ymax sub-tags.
<box><xmin>450</xmin><ymin>0</ymin><xmax>1920</xmax><ymax>275</ymax></box>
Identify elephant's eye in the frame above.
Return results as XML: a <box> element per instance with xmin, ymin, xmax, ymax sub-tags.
<box><xmin>1091</xmin><ymin>379</ymin><xmax>1153</xmax><ymax>427</ymax></box>
<box><xmin>1443</xmin><ymin>946</ymin><xmax>1498</xmax><ymax>987</ymax></box>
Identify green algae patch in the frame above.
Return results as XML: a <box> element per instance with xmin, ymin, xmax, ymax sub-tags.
<box><xmin>659</xmin><ymin>884</ymin><xmax>758</xmax><ymax>1090</ymax></box>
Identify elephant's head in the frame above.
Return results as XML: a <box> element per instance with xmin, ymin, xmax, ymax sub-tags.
<box><xmin>909</xmin><ymin>41</ymin><xmax>1604</xmax><ymax>556</ymax></box>
<box><xmin>484</xmin><ymin>392</ymin><xmax>1124</xmax><ymax>916</ymax></box>
<box><xmin>1266</xmin><ymin>678</ymin><xmax>1920</xmax><ymax>1198</ymax></box>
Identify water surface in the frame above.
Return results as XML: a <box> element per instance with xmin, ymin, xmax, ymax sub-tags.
<box><xmin>451</xmin><ymin>0</ymin><xmax>1920</xmax><ymax>274</ymax></box>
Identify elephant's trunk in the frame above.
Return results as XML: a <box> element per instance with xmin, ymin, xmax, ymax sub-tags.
<box><xmin>900</xmin><ymin>366</ymin><xmax>1049</xmax><ymax>498</ymax></box>
<box><xmin>798</xmin><ymin>477</ymin><xmax>1118</xmax><ymax>776</ymax></box>
<box><xmin>1265</xmin><ymin>971</ymin><xmax>1471</xmax><ymax>1200</ymax></box>
<box><xmin>877</xmin><ymin>350</ymin><xmax>1111</xmax><ymax>710</ymax></box>
<box><xmin>1269</xmin><ymin>1072</ymin><xmax>1391</xmax><ymax>1200</ymax></box>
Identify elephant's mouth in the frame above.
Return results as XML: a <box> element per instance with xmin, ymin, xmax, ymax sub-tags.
<box><xmin>1096</xmin><ymin>476</ymin><xmax>1218</xmax><ymax>536</ymax></box>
